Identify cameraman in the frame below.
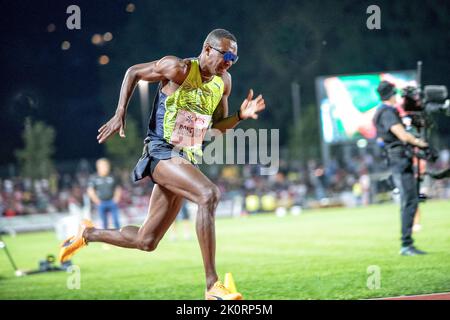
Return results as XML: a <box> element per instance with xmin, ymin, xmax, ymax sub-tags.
<box><xmin>373</xmin><ymin>81</ymin><xmax>428</xmax><ymax>256</ymax></box>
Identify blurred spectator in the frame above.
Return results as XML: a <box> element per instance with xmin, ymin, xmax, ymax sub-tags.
<box><xmin>1</xmin><ymin>149</ymin><xmax>449</xmax><ymax>217</ymax></box>
<box><xmin>87</xmin><ymin>158</ymin><xmax>122</xmax><ymax>229</ymax></box>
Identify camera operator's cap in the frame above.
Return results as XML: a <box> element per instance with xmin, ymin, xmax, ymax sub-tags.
<box><xmin>377</xmin><ymin>80</ymin><xmax>397</xmax><ymax>101</ymax></box>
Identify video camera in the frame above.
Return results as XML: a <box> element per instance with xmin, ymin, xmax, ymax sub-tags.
<box><xmin>398</xmin><ymin>62</ymin><xmax>449</xmax><ymax>163</ymax></box>
<box><xmin>392</xmin><ymin>61</ymin><xmax>449</xmax><ymax>201</ymax></box>
<box><xmin>401</xmin><ymin>85</ymin><xmax>449</xmax><ymax>131</ymax></box>
<box><xmin>402</xmin><ymin>85</ymin><xmax>449</xmax><ymax>115</ymax></box>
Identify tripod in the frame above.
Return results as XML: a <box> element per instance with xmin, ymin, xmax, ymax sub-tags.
<box><xmin>0</xmin><ymin>232</ymin><xmax>23</xmax><ymax>276</ymax></box>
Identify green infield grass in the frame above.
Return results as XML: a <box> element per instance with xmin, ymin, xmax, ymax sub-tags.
<box><xmin>1</xmin><ymin>200</ymin><xmax>449</xmax><ymax>299</ymax></box>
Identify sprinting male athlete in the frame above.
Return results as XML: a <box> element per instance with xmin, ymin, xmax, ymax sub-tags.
<box><xmin>59</xmin><ymin>29</ymin><xmax>265</xmax><ymax>300</ymax></box>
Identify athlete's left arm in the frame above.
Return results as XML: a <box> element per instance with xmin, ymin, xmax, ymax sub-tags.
<box><xmin>211</xmin><ymin>73</ymin><xmax>266</xmax><ymax>133</ymax></box>
<box><xmin>211</xmin><ymin>72</ymin><xmax>237</xmax><ymax>133</ymax></box>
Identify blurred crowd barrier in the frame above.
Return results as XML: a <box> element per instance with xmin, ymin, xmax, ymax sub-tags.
<box><xmin>1</xmin><ymin>150</ymin><xmax>449</xmax><ymax>233</ymax></box>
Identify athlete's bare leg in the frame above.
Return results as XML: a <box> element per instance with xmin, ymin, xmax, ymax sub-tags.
<box><xmin>151</xmin><ymin>157</ymin><xmax>221</xmax><ymax>290</ymax></box>
<box><xmin>85</xmin><ymin>184</ymin><xmax>184</xmax><ymax>250</ymax></box>
<box><xmin>85</xmin><ymin>156</ymin><xmax>220</xmax><ymax>290</ymax></box>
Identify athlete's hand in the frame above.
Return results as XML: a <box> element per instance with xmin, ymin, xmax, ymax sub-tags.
<box><xmin>239</xmin><ymin>89</ymin><xmax>265</xmax><ymax>120</ymax></box>
<box><xmin>97</xmin><ymin>113</ymin><xmax>126</xmax><ymax>144</ymax></box>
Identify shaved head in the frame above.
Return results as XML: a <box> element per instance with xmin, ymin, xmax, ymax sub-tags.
<box><xmin>203</xmin><ymin>28</ymin><xmax>237</xmax><ymax>48</ymax></box>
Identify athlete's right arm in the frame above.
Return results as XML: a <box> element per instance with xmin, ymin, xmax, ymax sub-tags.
<box><xmin>97</xmin><ymin>56</ymin><xmax>185</xmax><ymax>144</ymax></box>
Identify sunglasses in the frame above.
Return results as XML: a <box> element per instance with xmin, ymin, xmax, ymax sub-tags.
<box><xmin>210</xmin><ymin>46</ymin><xmax>239</xmax><ymax>64</ymax></box>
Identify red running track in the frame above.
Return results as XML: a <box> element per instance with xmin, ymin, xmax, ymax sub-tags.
<box><xmin>379</xmin><ymin>292</ymin><xmax>450</xmax><ymax>300</ymax></box>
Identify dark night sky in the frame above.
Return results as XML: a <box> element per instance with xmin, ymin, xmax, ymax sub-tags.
<box><xmin>1</xmin><ymin>0</ymin><xmax>449</xmax><ymax>167</ymax></box>
<box><xmin>1</xmin><ymin>1</ymin><xmax>133</xmax><ymax>165</ymax></box>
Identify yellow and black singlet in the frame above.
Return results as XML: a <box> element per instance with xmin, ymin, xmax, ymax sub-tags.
<box><xmin>146</xmin><ymin>58</ymin><xmax>224</xmax><ymax>164</ymax></box>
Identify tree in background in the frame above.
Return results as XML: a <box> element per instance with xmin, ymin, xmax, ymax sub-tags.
<box><xmin>288</xmin><ymin>105</ymin><xmax>320</xmax><ymax>164</ymax></box>
<box><xmin>15</xmin><ymin>118</ymin><xmax>55</xmax><ymax>179</ymax></box>
<box><xmin>104</xmin><ymin>116</ymin><xmax>143</xmax><ymax>169</ymax></box>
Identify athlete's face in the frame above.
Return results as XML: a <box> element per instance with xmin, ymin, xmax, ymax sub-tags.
<box><xmin>205</xmin><ymin>38</ymin><xmax>238</xmax><ymax>76</ymax></box>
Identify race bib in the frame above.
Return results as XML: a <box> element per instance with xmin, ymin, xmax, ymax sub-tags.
<box><xmin>170</xmin><ymin>110</ymin><xmax>211</xmax><ymax>148</ymax></box>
